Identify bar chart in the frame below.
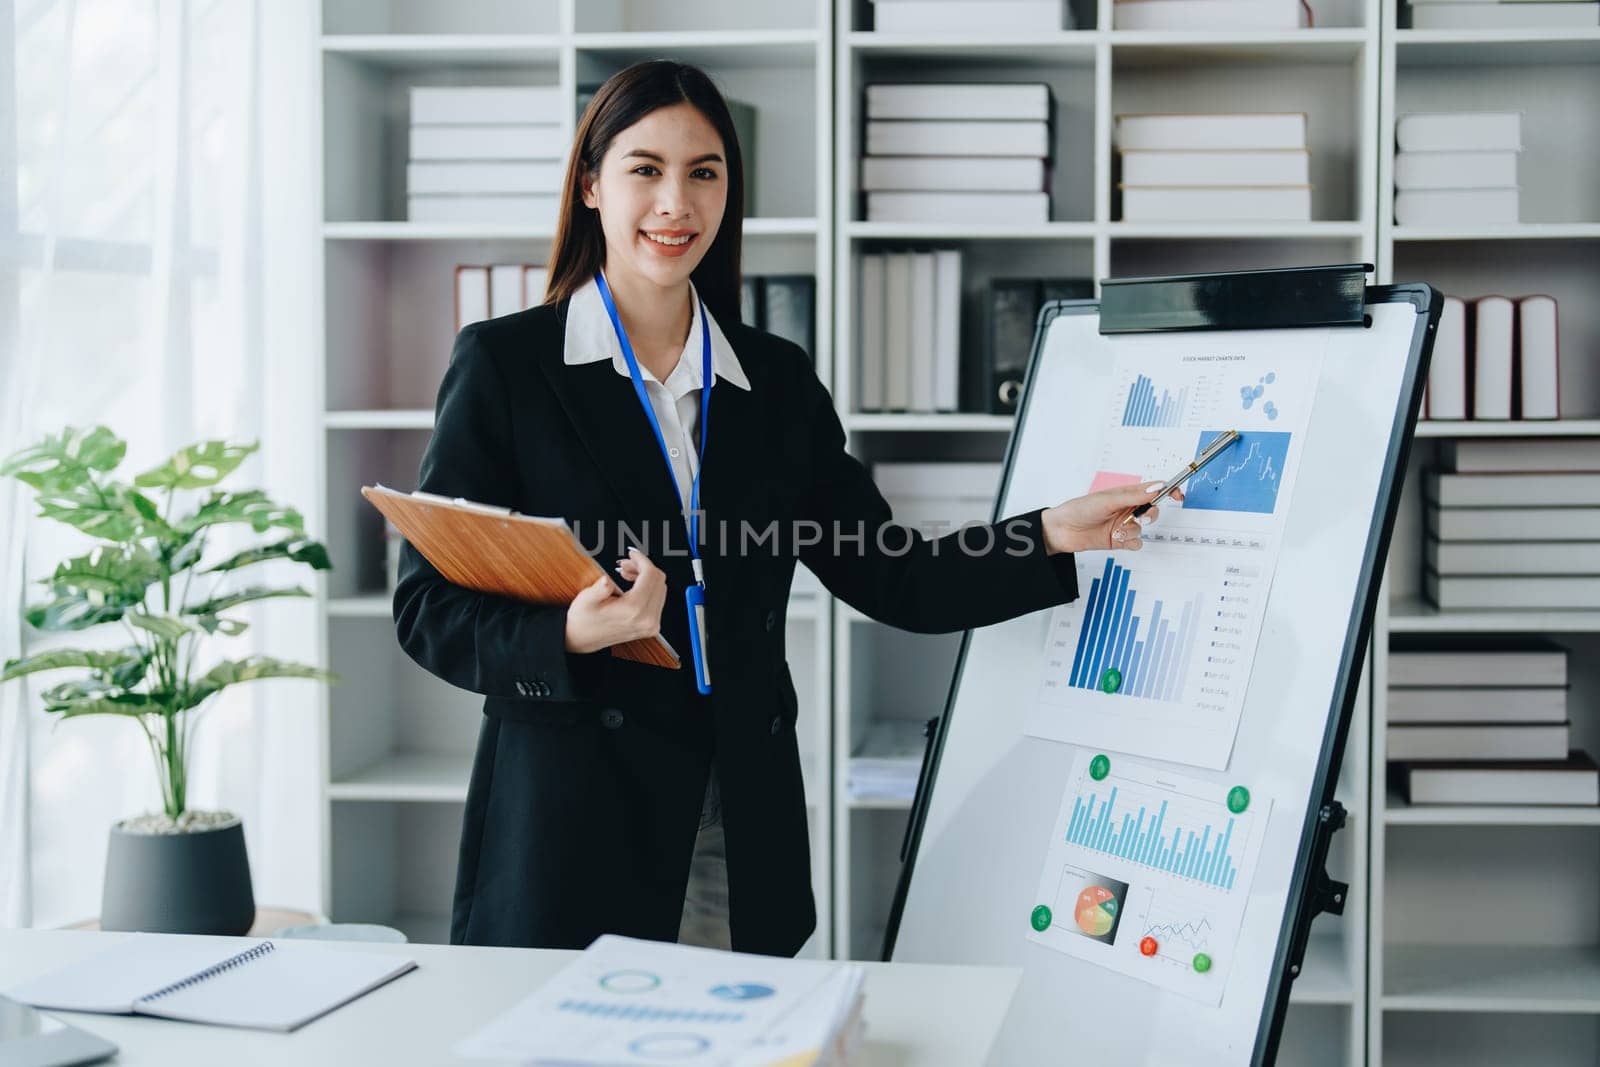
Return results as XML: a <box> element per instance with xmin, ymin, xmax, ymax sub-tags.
<box><xmin>1068</xmin><ymin>556</ymin><xmax>1203</xmax><ymax>702</ymax></box>
<box><xmin>1121</xmin><ymin>373</ymin><xmax>1188</xmax><ymax>428</ymax></box>
<box><xmin>1064</xmin><ymin>782</ymin><xmax>1241</xmax><ymax>891</ymax></box>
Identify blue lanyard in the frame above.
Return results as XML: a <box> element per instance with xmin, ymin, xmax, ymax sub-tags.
<box><xmin>594</xmin><ymin>271</ymin><xmax>712</xmax><ymax>584</ymax></box>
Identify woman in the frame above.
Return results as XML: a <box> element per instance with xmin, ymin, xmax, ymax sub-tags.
<box><xmin>393</xmin><ymin>60</ymin><xmax>1169</xmax><ymax>957</ymax></box>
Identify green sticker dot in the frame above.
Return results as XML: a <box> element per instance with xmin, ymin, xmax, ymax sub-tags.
<box><xmin>1227</xmin><ymin>786</ymin><xmax>1251</xmax><ymax>814</ymax></box>
<box><xmin>1030</xmin><ymin>905</ymin><xmax>1053</xmax><ymax>932</ymax></box>
<box><xmin>1089</xmin><ymin>754</ymin><xmax>1111</xmax><ymax>781</ymax></box>
<box><xmin>1193</xmin><ymin>953</ymin><xmax>1213</xmax><ymax>974</ymax></box>
<box><xmin>1100</xmin><ymin>667</ymin><xmax>1123</xmax><ymax>693</ymax></box>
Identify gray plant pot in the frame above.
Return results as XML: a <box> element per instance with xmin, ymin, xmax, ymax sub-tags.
<box><xmin>100</xmin><ymin>815</ymin><xmax>256</xmax><ymax>935</ymax></box>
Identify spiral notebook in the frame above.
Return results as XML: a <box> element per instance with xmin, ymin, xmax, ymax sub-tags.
<box><xmin>8</xmin><ymin>935</ymin><xmax>416</xmax><ymax>1032</ymax></box>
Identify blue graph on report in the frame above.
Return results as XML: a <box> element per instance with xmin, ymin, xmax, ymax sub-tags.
<box><xmin>1122</xmin><ymin>373</ymin><xmax>1189</xmax><ymax>428</ymax></box>
<box><xmin>1182</xmin><ymin>430</ymin><xmax>1291</xmax><ymax>516</ymax></box>
<box><xmin>1068</xmin><ymin>556</ymin><xmax>1204</xmax><ymax>703</ymax></box>
<box><xmin>1064</xmin><ymin>782</ymin><xmax>1241</xmax><ymax>890</ymax></box>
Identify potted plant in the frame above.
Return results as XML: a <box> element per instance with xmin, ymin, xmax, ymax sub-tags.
<box><xmin>1</xmin><ymin>426</ymin><xmax>334</xmax><ymax>934</ymax></box>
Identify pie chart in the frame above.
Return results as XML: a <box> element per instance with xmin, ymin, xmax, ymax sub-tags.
<box><xmin>1075</xmin><ymin>885</ymin><xmax>1119</xmax><ymax>937</ymax></box>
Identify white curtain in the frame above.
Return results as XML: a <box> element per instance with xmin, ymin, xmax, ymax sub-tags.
<box><xmin>1</xmin><ymin>0</ymin><xmax>323</xmax><ymax>928</ymax></box>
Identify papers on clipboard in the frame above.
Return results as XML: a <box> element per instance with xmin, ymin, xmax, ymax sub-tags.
<box><xmin>361</xmin><ymin>484</ymin><xmax>679</xmax><ymax>669</ymax></box>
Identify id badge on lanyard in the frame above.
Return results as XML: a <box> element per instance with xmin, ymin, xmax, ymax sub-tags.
<box><xmin>595</xmin><ymin>272</ymin><xmax>714</xmax><ymax>695</ymax></box>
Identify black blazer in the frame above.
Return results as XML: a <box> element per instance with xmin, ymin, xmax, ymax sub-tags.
<box><xmin>393</xmin><ymin>297</ymin><xmax>1080</xmax><ymax>956</ymax></box>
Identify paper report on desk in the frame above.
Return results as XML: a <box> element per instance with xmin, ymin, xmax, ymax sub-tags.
<box><xmin>456</xmin><ymin>935</ymin><xmax>865</xmax><ymax>1066</ymax></box>
<box><xmin>1026</xmin><ymin>333</ymin><xmax>1326</xmax><ymax>769</ymax></box>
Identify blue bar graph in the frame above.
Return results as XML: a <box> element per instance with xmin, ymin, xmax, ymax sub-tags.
<box><xmin>1070</xmin><ymin>558</ymin><xmax>1199</xmax><ymax>702</ymax></box>
<box><xmin>1066</xmin><ymin>785</ymin><xmax>1241</xmax><ymax>891</ymax></box>
<box><xmin>1122</xmin><ymin>374</ymin><xmax>1187</xmax><ymax>428</ymax></box>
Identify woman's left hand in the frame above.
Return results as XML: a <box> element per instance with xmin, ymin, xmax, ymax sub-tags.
<box><xmin>1040</xmin><ymin>481</ymin><xmax>1184</xmax><ymax>555</ymax></box>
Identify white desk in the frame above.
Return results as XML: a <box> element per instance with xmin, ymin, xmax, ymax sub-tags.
<box><xmin>1</xmin><ymin>930</ymin><xmax>1019</xmax><ymax>1066</ymax></box>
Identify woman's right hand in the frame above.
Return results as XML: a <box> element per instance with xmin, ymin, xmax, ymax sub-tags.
<box><xmin>564</xmin><ymin>548</ymin><xmax>669</xmax><ymax>654</ymax></box>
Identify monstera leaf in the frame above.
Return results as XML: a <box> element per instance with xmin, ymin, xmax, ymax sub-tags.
<box><xmin>1</xmin><ymin>647</ymin><xmax>147</xmax><ymax>683</ymax></box>
<box><xmin>204</xmin><ymin>537</ymin><xmax>332</xmax><ymax>575</ymax></box>
<box><xmin>186</xmin><ymin>656</ymin><xmax>336</xmax><ymax>707</ymax></box>
<box><xmin>0</xmin><ymin>426</ymin><xmax>125</xmax><ymax>493</ymax></box>
<box><xmin>176</xmin><ymin>490</ymin><xmax>305</xmax><ymax>537</ymax></box>
<box><xmin>135</xmin><ymin>439</ymin><xmax>257</xmax><ymax>491</ymax></box>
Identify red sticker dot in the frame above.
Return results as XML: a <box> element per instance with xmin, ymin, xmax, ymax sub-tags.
<box><xmin>1140</xmin><ymin>936</ymin><xmax>1158</xmax><ymax>957</ymax></box>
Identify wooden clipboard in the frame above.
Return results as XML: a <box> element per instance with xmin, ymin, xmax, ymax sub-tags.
<box><xmin>361</xmin><ymin>484</ymin><xmax>679</xmax><ymax>670</ymax></box>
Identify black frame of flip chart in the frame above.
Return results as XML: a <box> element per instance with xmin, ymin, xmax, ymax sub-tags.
<box><xmin>882</xmin><ymin>265</ymin><xmax>1441</xmax><ymax>1067</ymax></box>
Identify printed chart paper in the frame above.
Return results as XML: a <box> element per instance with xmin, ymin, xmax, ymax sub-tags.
<box><xmin>1027</xmin><ymin>751</ymin><xmax>1273</xmax><ymax>1005</ymax></box>
<box><xmin>457</xmin><ymin>934</ymin><xmax>836</xmax><ymax>1065</ymax></box>
<box><xmin>1027</xmin><ymin>332</ymin><xmax>1326</xmax><ymax>769</ymax></box>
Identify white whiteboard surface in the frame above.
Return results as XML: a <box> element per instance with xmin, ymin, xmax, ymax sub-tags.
<box><xmin>889</xmin><ymin>294</ymin><xmax>1431</xmax><ymax>1066</ymax></box>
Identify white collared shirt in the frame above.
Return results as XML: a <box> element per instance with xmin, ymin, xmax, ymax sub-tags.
<box><xmin>564</xmin><ymin>275</ymin><xmax>750</xmax><ymax>521</ymax></box>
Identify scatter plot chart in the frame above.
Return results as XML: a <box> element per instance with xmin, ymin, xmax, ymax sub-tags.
<box><xmin>1241</xmin><ymin>371</ymin><xmax>1280</xmax><ymax>421</ymax></box>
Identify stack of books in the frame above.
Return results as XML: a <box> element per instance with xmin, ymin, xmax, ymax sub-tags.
<box><xmin>1394</xmin><ymin>112</ymin><xmax>1521</xmax><ymax>227</ymax></box>
<box><xmin>1116</xmin><ymin>113</ymin><xmax>1312</xmax><ymax>222</ymax></box>
<box><xmin>458</xmin><ymin>935</ymin><xmax>866</xmax><ymax>1065</ymax></box>
<box><xmin>849</xmin><ymin>719</ymin><xmax>931</xmax><ymax>801</ymax></box>
<box><xmin>1420</xmin><ymin>293</ymin><xmax>1559</xmax><ymax>420</ymax></box>
<box><xmin>870</xmin><ymin>0</ymin><xmax>1071</xmax><ymax>31</ymax></box>
<box><xmin>454</xmin><ymin>264</ymin><xmax>548</xmax><ymax>331</ymax></box>
<box><xmin>408</xmin><ymin>86</ymin><xmax>565</xmax><ymax>224</ymax></box>
<box><xmin>1424</xmin><ymin>439</ymin><xmax>1600</xmax><ymax>610</ymax></box>
<box><xmin>1114</xmin><ymin>0</ymin><xmax>1309</xmax><ymax>28</ymax></box>
<box><xmin>742</xmin><ymin>275</ymin><xmax>817</xmax><ymax>359</ymax></box>
<box><xmin>1388</xmin><ymin>641</ymin><xmax>1598</xmax><ymax>806</ymax></box>
<box><xmin>1405</xmin><ymin>0</ymin><xmax>1598</xmax><ymax>28</ymax></box>
<box><xmin>862</xmin><ymin>83</ymin><xmax>1052</xmax><ymax>225</ymax></box>
<box><xmin>856</xmin><ymin>250</ymin><xmax>963</xmax><ymax>413</ymax></box>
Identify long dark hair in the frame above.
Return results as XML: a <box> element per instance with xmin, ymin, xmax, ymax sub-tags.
<box><xmin>545</xmin><ymin>61</ymin><xmax>745</xmax><ymax>327</ymax></box>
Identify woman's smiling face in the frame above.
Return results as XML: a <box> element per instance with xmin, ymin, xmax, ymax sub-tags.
<box><xmin>582</xmin><ymin>102</ymin><xmax>728</xmax><ymax>294</ymax></box>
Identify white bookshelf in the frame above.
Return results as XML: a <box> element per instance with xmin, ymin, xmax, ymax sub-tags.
<box><xmin>830</xmin><ymin>2</ymin><xmax>1377</xmax><ymax>1062</ymax></box>
<box><xmin>313</xmin><ymin>0</ymin><xmax>835</xmax><ymax>955</ymax></box>
<box><xmin>1370</xmin><ymin>3</ymin><xmax>1600</xmax><ymax>1063</ymax></box>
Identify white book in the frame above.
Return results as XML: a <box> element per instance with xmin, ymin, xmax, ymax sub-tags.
<box><xmin>408</xmin><ymin>124</ymin><xmax>566</xmax><ymax>161</ymax></box>
<box><xmin>1442</xmin><ymin>438</ymin><xmax>1600</xmax><ymax>473</ymax></box>
<box><xmin>858</xmin><ymin>254</ymin><xmax>887</xmax><ymax>412</ymax></box>
<box><xmin>884</xmin><ymin>252</ymin><xmax>913</xmax><ymax>411</ymax></box>
<box><xmin>1398</xmin><ymin>753</ymin><xmax>1600</xmax><ymax>806</ymax></box>
<box><xmin>523</xmin><ymin>265</ymin><xmax>548</xmax><ymax>308</ymax></box>
<box><xmin>1121</xmin><ymin>185</ymin><xmax>1311</xmax><ymax>222</ymax></box>
<box><xmin>1394</xmin><ymin>188</ymin><xmax>1518</xmax><ymax>226</ymax></box>
<box><xmin>489</xmin><ymin>264</ymin><xmax>524</xmax><ymax>318</ymax></box>
<box><xmin>1426</xmin><ymin>471</ymin><xmax>1600</xmax><ymax>508</ymax></box>
<box><xmin>861</xmin><ymin>156</ymin><xmax>1047</xmax><ymax>192</ymax></box>
<box><xmin>406</xmin><ymin>160</ymin><xmax>565</xmax><ymax>195</ymax></box>
<box><xmin>1396</xmin><ymin>112</ymin><xmax>1522</xmax><ymax>152</ymax></box>
<box><xmin>909</xmin><ymin>253</ymin><xmax>937</xmax><ymax>412</ymax></box>
<box><xmin>410</xmin><ymin>85</ymin><xmax>565</xmax><ymax>125</ymax></box>
<box><xmin>866</xmin><ymin>191</ymin><xmax>1050</xmax><ymax>224</ymax></box>
<box><xmin>1428</xmin><ymin>539</ymin><xmax>1600</xmax><ymax>576</ymax></box>
<box><xmin>1387</xmin><ymin>722</ymin><xmax>1570</xmax><ymax>761</ymax></box>
<box><xmin>933</xmin><ymin>250</ymin><xmax>962</xmax><ymax>412</ymax></box>
<box><xmin>1425</xmin><ymin>572</ymin><xmax>1600</xmax><ymax>610</ymax></box>
<box><xmin>7</xmin><ymin>936</ymin><xmax>415</xmax><ymax>1032</ymax></box>
<box><xmin>1114</xmin><ymin>0</ymin><xmax>1308</xmax><ymax>29</ymax></box>
<box><xmin>1428</xmin><ymin>506</ymin><xmax>1600</xmax><ymax>541</ymax></box>
<box><xmin>1426</xmin><ymin>296</ymin><xmax>1467</xmax><ymax>420</ymax></box>
<box><xmin>1387</xmin><ymin>687</ymin><xmax>1567</xmax><ymax>723</ymax></box>
<box><xmin>1390</xmin><ymin>642</ymin><xmax>1567</xmax><ymax>687</ymax></box>
<box><xmin>874</xmin><ymin>0</ymin><xmax>1067</xmax><ymax>32</ymax></box>
<box><xmin>864</xmin><ymin>83</ymin><xmax>1050</xmax><ymax>122</ymax></box>
<box><xmin>1119</xmin><ymin>149</ymin><xmax>1310</xmax><ymax>187</ymax></box>
<box><xmin>1409</xmin><ymin>2</ymin><xmax>1599</xmax><ymax>27</ymax></box>
<box><xmin>1519</xmin><ymin>295</ymin><xmax>1560</xmax><ymax>420</ymax></box>
<box><xmin>865</xmin><ymin>120</ymin><xmax>1051</xmax><ymax>158</ymax></box>
<box><xmin>1472</xmin><ymin>295</ymin><xmax>1515</xmax><ymax>420</ymax></box>
<box><xmin>455</xmin><ymin>266</ymin><xmax>490</xmax><ymax>331</ymax></box>
<box><xmin>1394</xmin><ymin>150</ymin><xmax>1518</xmax><ymax>191</ymax></box>
<box><xmin>1116</xmin><ymin>113</ymin><xmax>1308</xmax><ymax>151</ymax></box>
<box><xmin>409</xmin><ymin>194</ymin><xmax>559</xmax><ymax>225</ymax></box>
